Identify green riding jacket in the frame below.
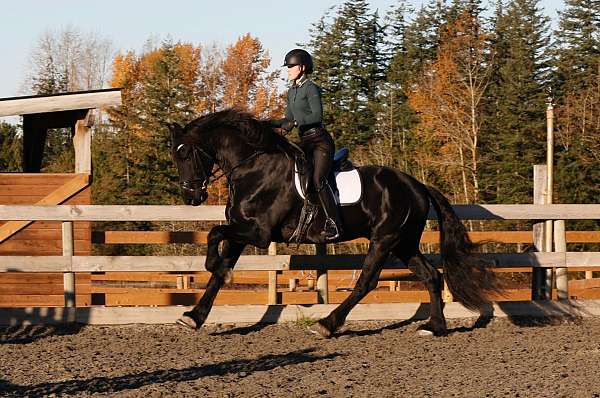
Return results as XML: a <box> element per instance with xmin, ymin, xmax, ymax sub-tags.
<box><xmin>273</xmin><ymin>76</ymin><xmax>323</xmax><ymax>133</ymax></box>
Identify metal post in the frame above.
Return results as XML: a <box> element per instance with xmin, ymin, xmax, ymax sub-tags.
<box><xmin>62</xmin><ymin>221</ymin><xmax>75</xmax><ymax>307</ymax></box>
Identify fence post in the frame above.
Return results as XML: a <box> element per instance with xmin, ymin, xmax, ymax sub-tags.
<box><xmin>62</xmin><ymin>221</ymin><xmax>75</xmax><ymax>307</ymax></box>
<box><xmin>315</xmin><ymin>243</ymin><xmax>329</xmax><ymax>304</ymax></box>
<box><xmin>554</xmin><ymin>220</ymin><xmax>568</xmax><ymax>300</ymax></box>
<box><xmin>267</xmin><ymin>242</ymin><xmax>278</xmax><ymax>305</ymax></box>
<box><xmin>533</xmin><ymin>165</ymin><xmax>551</xmax><ymax>300</ymax></box>
<box><xmin>585</xmin><ymin>270</ymin><xmax>593</xmax><ymax>280</ymax></box>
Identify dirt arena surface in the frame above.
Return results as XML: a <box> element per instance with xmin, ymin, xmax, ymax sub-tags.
<box><xmin>1</xmin><ymin>316</ymin><xmax>599</xmax><ymax>397</ymax></box>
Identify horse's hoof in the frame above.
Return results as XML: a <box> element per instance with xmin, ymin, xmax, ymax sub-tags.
<box><xmin>416</xmin><ymin>329</ymin><xmax>434</xmax><ymax>337</ymax></box>
<box><xmin>309</xmin><ymin>322</ymin><xmax>332</xmax><ymax>339</ymax></box>
<box><xmin>176</xmin><ymin>315</ymin><xmax>197</xmax><ymax>329</ymax></box>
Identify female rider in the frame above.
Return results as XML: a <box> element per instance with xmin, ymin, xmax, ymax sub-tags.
<box><xmin>270</xmin><ymin>48</ymin><xmax>342</xmax><ymax>241</ymax></box>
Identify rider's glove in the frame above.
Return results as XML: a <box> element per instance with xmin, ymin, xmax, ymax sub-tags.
<box><xmin>281</xmin><ymin>119</ymin><xmax>296</xmax><ymax>132</ymax></box>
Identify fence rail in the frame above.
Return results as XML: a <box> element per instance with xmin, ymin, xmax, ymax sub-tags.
<box><xmin>2</xmin><ymin>204</ymin><xmax>600</xmax><ymax>221</ymax></box>
<box><xmin>1</xmin><ymin>203</ymin><xmax>599</xmax><ymax>313</ymax></box>
<box><xmin>1</xmin><ymin>253</ymin><xmax>600</xmax><ymax>273</ymax></box>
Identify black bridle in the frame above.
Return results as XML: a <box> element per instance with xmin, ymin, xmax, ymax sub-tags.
<box><xmin>178</xmin><ymin>144</ymin><xmax>264</xmax><ymax>200</ymax></box>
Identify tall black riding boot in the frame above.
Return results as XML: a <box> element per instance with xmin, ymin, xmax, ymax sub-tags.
<box><xmin>317</xmin><ymin>182</ymin><xmax>343</xmax><ymax>241</ymax></box>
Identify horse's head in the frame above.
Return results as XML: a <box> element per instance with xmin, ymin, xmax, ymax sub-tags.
<box><xmin>169</xmin><ymin>123</ymin><xmax>215</xmax><ymax>206</ymax></box>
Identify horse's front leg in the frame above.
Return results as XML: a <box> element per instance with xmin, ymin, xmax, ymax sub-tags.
<box><xmin>177</xmin><ymin>229</ymin><xmax>246</xmax><ymax>329</ymax></box>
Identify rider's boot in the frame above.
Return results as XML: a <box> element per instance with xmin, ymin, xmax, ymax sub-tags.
<box><xmin>317</xmin><ymin>182</ymin><xmax>343</xmax><ymax>241</ymax></box>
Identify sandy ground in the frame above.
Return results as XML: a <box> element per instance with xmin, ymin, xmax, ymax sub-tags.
<box><xmin>1</xmin><ymin>316</ymin><xmax>600</xmax><ymax>397</ymax></box>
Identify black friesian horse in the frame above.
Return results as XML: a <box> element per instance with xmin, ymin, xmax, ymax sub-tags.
<box><xmin>169</xmin><ymin>109</ymin><xmax>501</xmax><ymax>337</ymax></box>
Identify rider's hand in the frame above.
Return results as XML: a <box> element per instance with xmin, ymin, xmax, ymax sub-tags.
<box><xmin>281</xmin><ymin>119</ymin><xmax>296</xmax><ymax>132</ymax></box>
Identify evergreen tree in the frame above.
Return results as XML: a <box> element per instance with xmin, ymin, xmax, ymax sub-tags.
<box><xmin>308</xmin><ymin>1</ymin><xmax>385</xmax><ymax>147</ymax></box>
<box><xmin>307</xmin><ymin>11</ymin><xmax>347</xmax><ymax>142</ymax></box>
<box><xmin>551</xmin><ymin>0</ymin><xmax>600</xmax><ymax>210</ymax></box>
<box><xmin>551</xmin><ymin>0</ymin><xmax>600</xmax><ymax>95</ymax></box>
<box><xmin>128</xmin><ymin>40</ymin><xmax>199</xmax><ymax>205</ymax></box>
<box><xmin>480</xmin><ymin>0</ymin><xmax>551</xmax><ymax>204</ymax></box>
<box><xmin>376</xmin><ymin>0</ymin><xmax>419</xmax><ymax>172</ymax></box>
<box><xmin>0</xmin><ymin>122</ymin><xmax>21</xmax><ymax>172</ymax></box>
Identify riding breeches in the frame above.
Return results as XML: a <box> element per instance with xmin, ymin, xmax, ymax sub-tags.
<box><xmin>299</xmin><ymin>128</ymin><xmax>335</xmax><ymax>193</ymax></box>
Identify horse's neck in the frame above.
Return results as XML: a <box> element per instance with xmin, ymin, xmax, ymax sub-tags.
<box><xmin>221</xmin><ymin>143</ymin><xmax>292</xmax><ymax>185</ymax></box>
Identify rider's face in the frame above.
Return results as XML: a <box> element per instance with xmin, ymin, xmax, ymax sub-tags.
<box><xmin>287</xmin><ymin>65</ymin><xmax>303</xmax><ymax>81</ymax></box>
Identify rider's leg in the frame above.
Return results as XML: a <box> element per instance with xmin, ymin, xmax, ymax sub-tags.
<box><xmin>312</xmin><ymin>138</ymin><xmax>342</xmax><ymax>240</ymax></box>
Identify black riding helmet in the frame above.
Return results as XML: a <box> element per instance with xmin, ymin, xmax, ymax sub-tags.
<box><xmin>283</xmin><ymin>49</ymin><xmax>313</xmax><ymax>74</ymax></box>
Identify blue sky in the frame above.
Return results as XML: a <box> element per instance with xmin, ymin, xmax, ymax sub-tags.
<box><xmin>1</xmin><ymin>0</ymin><xmax>564</xmax><ymax>99</ymax></box>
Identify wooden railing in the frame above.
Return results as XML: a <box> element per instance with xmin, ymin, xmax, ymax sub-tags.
<box><xmin>1</xmin><ymin>204</ymin><xmax>600</xmax><ymax>307</ymax></box>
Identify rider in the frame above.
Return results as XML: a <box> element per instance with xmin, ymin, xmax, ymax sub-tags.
<box><xmin>270</xmin><ymin>48</ymin><xmax>342</xmax><ymax>241</ymax></box>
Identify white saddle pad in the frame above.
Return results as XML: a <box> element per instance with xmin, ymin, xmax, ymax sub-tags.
<box><xmin>294</xmin><ymin>167</ymin><xmax>362</xmax><ymax>205</ymax></box>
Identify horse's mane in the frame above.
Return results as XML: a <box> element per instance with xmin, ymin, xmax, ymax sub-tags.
<box><xmin>184</xmin><ymin>108</ymin><xmax>286</xmax><ymax>151</ymax></box>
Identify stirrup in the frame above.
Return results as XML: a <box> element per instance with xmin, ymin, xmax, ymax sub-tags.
<box><xmin>321</xmin><ymin>218</ymin><xmax>340</xmax><ymax>241</ymax></box>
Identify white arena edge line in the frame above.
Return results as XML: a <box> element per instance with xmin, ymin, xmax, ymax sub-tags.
<box><xmin>1</xmin><ymin>300</ymin><xmax>600</xmax><ymax>326</ymax></box>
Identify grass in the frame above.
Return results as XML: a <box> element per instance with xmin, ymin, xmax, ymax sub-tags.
<box><xmin>293</xmin><ymin>315</ymin><xmax>319</xmax><ymax>327</ymax></box>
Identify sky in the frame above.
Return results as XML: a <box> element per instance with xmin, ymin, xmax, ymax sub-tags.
<box><xmin>0</xmin><ymin>0</ymin><xmax>564</xmax><ymax>100</ymax></box>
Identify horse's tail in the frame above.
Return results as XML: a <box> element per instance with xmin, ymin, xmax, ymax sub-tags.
<box><xmin>425</xmin><ymin>186</ymin><xmax>503</xmax><ymax>311</ymax></box>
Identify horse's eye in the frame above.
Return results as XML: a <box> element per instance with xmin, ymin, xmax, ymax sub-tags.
<box><xmin>176</xmin><ymin>144</ymin><xmax>190</xmax><ymax>159</ymax></box>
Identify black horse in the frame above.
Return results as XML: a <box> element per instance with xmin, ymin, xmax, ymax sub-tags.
<box><xmin>169</xmin><ymin>109</ymin><xmax>501</xmax><ymax>337</ymax></box>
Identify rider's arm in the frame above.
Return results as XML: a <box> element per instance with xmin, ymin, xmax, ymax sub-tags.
<box><xmin>269</xmin><ymin>93</ymin><xmax>295</xmax><ymax>128</ymax></box>
<box><xmin>296</xmin><ymin>83</ymin><xmax>323</xmax><ymax>128</ymax></box>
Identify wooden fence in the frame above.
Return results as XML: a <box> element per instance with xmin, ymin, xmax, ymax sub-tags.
<box><xmin>1</xmin><ymin>204</ymin><xmax>599</xmax><ymax>313</ymax></box>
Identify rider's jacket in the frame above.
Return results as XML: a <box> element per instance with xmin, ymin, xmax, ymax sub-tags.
<box><xmin>274</xmin><ymin>76</ymin><xmax>324</xmax><ymax>135</ymax></box>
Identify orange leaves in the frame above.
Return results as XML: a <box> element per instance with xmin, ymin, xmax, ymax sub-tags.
<box><xmin>111</xmin><ymin>34</ymin><xmax>284</xmax><ymax>123</ymax></box>
<box><xmin>221</xmin><ymin>33</ymin><xmax>284</xmax><ymax>118</ymax></box>
<box><xmin>407</xmin><ymin>11</ymin><xmax>492</xmax><ymax>203</ymax></box>
<box><xmin>111</xmin><ymin>51</ymin><xmax>139</xmax><ymax>89</ymax></box>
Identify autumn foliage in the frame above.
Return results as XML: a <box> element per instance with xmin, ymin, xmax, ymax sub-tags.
<box><xmin>408</xmin><ymin>12</ymin><xmax>493</xmax><ymax>203</ymax></box>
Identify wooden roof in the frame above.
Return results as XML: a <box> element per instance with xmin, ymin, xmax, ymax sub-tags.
<box><xmin>0</xmin><ymin>88</ymin><xmax>121</xmax><ymax>117</ymax></box>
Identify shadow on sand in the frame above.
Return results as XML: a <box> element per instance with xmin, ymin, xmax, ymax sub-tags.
<box><xmin>0</xmin><ymin>348</ymin><xmax>342</xmax><ymax>398</ymax></box>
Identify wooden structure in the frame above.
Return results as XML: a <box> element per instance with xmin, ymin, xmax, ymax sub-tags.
<box><xmin>0</xmin><ymin>202</ymin><xmax>599</xmax><ymax>325</ymax></box>
<box><xmin>0</xmin><ymin>89</ymin><xmax>122</xmax><ymax>307</ymax></box>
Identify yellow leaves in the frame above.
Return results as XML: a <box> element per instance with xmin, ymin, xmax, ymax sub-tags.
<box><xmin>111</xmin><ymin>51</ymin><xmax>139</xmax><ymax>88</ymax></box>
<box><xmin>221</xmin><ymin>33</ymin><xmax>285</xmax><ymax>117</ymax></box>
<box><xmin>407</xmin><ymin>11</ymin><xmax>492</xmax><ymax>203</ymax></box>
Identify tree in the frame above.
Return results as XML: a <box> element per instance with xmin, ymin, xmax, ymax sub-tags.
<box><xmin>550</xmin><ymin>0</ymin><xmax>600</xmax><ymax>208</ymax></box>
<box><xmin>26</xmin><ymin>26</ymin><xmax>113</xmax><ymax>94</ymax></box>
<box><xmin>0</xmin><ymin>122</ymin><xmax>21</xmax><ymax>172</ymax></box>
<box><xmin>480</xmin><ymin>0</ymin><xmax>551</xmax><ymax>204</ymax></box>
<box><xmin>221</xmin><ymin>33</ymin><xmax>282</xmax><ymax>118</ymax></box>
<box><xmin>197</xmin><ymin>44</ymin><xmax>224</xmax><ymax>114</ymax></box>
<box><xmin>24</xmin><ymin>26</ymin><xmax>114</xmax><ymax>172</ymax></box>
<box><xmin>307</xmin><ymin>1</ymin><xmax>385</xmax><ymax>147</ymax></box>
<box><xmin>109</xmin><ymin>40</ymin><xmax>201</xmax><ymax>206</ymax></box>
<box><xmin>408</xmin><ymin>11</ymin><xmax>494</xmax><ymax>203</ymax></box>
<box><xmin>551</xmin><ymin>0</ymin><xmax>600</xmax><ymax>96</ymax></box>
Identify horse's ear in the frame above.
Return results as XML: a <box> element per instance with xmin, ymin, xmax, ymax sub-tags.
<box><xmin>167</xmin><ymin>123</ymin><xmax>182</xmax><ymax>134</ymax></box>
<box><xmin>168</xmin><ymin>123</ymin><xmax>183</xmax><ymax>145</ymax></box>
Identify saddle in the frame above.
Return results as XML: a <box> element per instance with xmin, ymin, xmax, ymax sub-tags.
<box><xmin>289</xmin><ymin>146</ymin><xmax>360</xmax><ymax>245</ymax></box>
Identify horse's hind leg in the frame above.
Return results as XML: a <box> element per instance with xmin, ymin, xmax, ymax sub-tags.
<box><xmin>396</xmin><ymin>248</ymin><xmax>447</xmax><ymax>336</ymax></box>
<box><xmin>178</xmin><ymin>240</ymin><xmax>245</xmax><ymax>329</ymax></box>
<box><xmin>311</xmin><ymin>239</ymin><xmax>392</xmax><ymax>338</ymax></box>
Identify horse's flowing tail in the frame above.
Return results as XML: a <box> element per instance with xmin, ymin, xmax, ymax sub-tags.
<box><xmin>426</xmin><ymin>186</ymin><xmax>503</xmax><ymax>311</ymax></box>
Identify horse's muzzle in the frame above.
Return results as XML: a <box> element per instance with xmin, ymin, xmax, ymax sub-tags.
<box><xmin>181</xmin><ymin>181</ymin><xmax>209</xmax><ymax>206</ymax></box>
